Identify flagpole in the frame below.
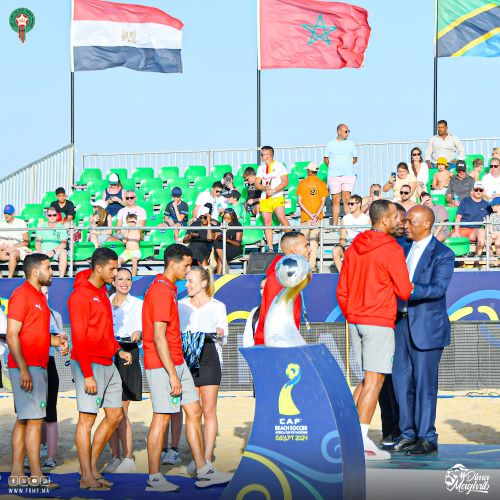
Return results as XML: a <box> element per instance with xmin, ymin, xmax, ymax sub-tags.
<box><xmin>256</xmin><ymin>0</ymin><xmax>261</xmax><ymax>164</ymax></box>
<box><xmin>433</xmin><ymin>0</ymin><xmax>439</xmax><ymax>134</ymax></box>
<box><xmin>70</xmin><ymin>0</ymin><xmax>75</xmax><ymax>184</ymax></box>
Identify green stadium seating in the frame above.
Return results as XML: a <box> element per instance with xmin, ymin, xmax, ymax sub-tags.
<box><xmin>21</xmin><ymin>204</ymin><xmax>44</xmax><ymax>220</ymax></box>
<box><xmin>166</xmin><ymin>177</ymin><xmax>190</xmax><ymax>192</ymax></box>
<box><xmin>140</xmin><ymin>178</ymin><xmax>163</xmax><ymax>193</ymax></box>
<box><xmin>291</xmin><ymin>161</ymin><xmax>310</xmax><ymax>178</ymax></box>
<box><xmin>318</xmin><ymin>163</ymin><xmax>328</xmax><ymax>181</ymax></box>
<box><xmin>140</xmin><ymin>241</ymin><xmax>155</xmax><ymax>260</ymax></box>
<box><xmin>74</xmin><ymin>242</ymin><xmax>95</xmax><ymax>261</ymax></box>
<box><xmin>131</xmin><ymin>167</ymin><xmax>155</xmax><ymax>184</ymax></box>
<box><xmin>212</xmin><ymin>165</ymin><xmax>232</xmax><ymax>179</ymax></box>
<box><xmin>74</xmin><ymin>203</ymin><xmax>93</xmax><ymax>220</ymax></box>
<box><xmin>102</xmin><ymin>241</ymin><xmax>125</xmax><ymax>253</ymax></box>
<box><xmin>41</xmin><ymin>192</ymin><xmax>54</xmax><ymax>209</ymax></box>
<box><xmin>287</xmin><ymin>173</ymin><xmax>299</xmax><ymax>191</ymax></box>
<box><xmin>431</xmin><ymin>193</ymin><xmax>446</xmax><ymax>206</ymax></box>
<box><xmin>285</xmin><ymin>193</ymin><xmax>298</xmax><ymax>215</ymax></box>
<box><xmin>137</xmin><ymin>201</ymin><xmax>155</xmax><ymax>219</ymax></box>
<box><xmin>148</xmin><ymin>189</ymin><xmax>170</xmax><ymax>207</ymax></box>
<box><xmin>446</xmin><ymin>206</ymin><xmax>458</xmax><ymax>222</ymax></box>
<box><xmin>159</xmin><ymin>166</ymin><xmax>180</xmax><ymax>183</ymax></box>
<box><xmin>465</xmin><ymin>154</ymin><xmax>484</xmax><ymax>170</ymax></box>
<box><xmin>87</xmin><ymin>180</ymin><xmax>108</xmax><ymax>199</ymax></box>
<box><xmin>242</xmin><ymin>228</ymin><xmax>264</xmax><ymax>246</ymax></box>
<box><xmin>148</xmin><ymin>228</ymin><xmax>176</xmax><ymax>246</ymax></box>
<box><xmin>427</xmin><ymin>168</ymin><xmax>438</xmax><ymax>192</ymax></box>
<box><xmin>184</xmin><ymin>165</ymin><xmax>207</xmax><ymax>180</ymax></box>
<box><xmin>121</xmin><ymin>179</ymin><xmax>136</xmax><ymax>192</ymax></box>
<box><xmin>107</xmin><ymin>168</ymin><xmax>128</xmax><ymax>181</ymax></box>
<box><xmin>135</xmin><ymin>188</ymin><xmax>148</xmax><ymax>202</ymax></box>
<box><xmin>193</xmin><ymin>176</ymin><xmax>214</xmax><ymax>192</ymax></box>
<box><xmin>76</xmin><ymin>168</ymin><xmax>102</xmax><ymax>186</ymax></box>
<box><xmin>444</xmin><ymin>237</ymin><xmax>470</xmax><ymax>257</ymax></box>
<box><xmin>69</xmin><ymin>191</ymin><xmax>91</xmax><ymax>206</ymax></box>
<box><xmin>237</xmin><ymin>163</ymin><xmax>259</xmax><ymax>178</ymax></box>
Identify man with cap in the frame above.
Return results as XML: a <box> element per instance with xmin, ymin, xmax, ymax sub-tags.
<box><xmin>102</xmin><ymin>173</ymin><xmax>125</xmax><ymax>218</ymax></box>
<box><xmin>296</xmin><ymin>162</ymin><xmax>329</xmax><ymax>271</ymax></box>
<box><xmin>50</xmin><ymin>187</ymin><xmax>76</xmax><ymax>223</ymax></box>
<box><xmin>445</xmin><ymin>160</ymin><xmax>475</xmax><ymax>207</ymax></box>
<box><xmin>425</xmin><ymin>119</ymin><xmax>465</xmax><ymax>167</ymax></box>
<box><xmin>488</xmin><ymin>197</ymin><xmax>500</xmax><ymax>264</ymax></box>
<box><xmin>452</xmin><ymin>181</ymin><xmax>491</xmax><ymax>259</ymax></box>
<box><xmin>482</xmin><ymin>157</ymin><xmax>500</xmax><ymax>201</ymax></box>
<box><xmin>224</xmin><ymin>190</ymin><xmax>244</xmax><ymax>220</ymax></box>
<box><xmin>0</xmin><ymin>205</ymin><xmax>30</xmax><ymax>278</ymax></box>
<box><xmin>162</xmin><ymin>187</ymin><xmax>189</xmax><ymax>241</ymax></box>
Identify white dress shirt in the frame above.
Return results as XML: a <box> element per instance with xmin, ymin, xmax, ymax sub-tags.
<box><xmin>109</xmin><ymin>293</ymin><xmax>143</xmax><ymax>340</ymax></box>
<box><xmin>425</xmin><ymin>133</ymin><xmax>465</xmax><ymax>163</ymax></box>
<box><xmin>406</xmin><ymin>234</ymin><xmax>433</xmax><ymax>281</ymax></box>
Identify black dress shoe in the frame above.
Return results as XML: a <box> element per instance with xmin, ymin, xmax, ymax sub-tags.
<box><xmin>404</xmin><ymin>439</ymin><xmax>438</xmax><ymax>455</ymax></box>
<box><xmin>382</xmin><ymin>435</ymin><xmax>416</xmax><ymax>451</ymax></box>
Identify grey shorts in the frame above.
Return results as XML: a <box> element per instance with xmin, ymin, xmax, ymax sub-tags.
<box><xmin>71</xmin><ymin>361</ymin><xmax>122</xmax><ymax>414</ymax></box>
<box><xmin>146</xmin><ymin>362</ymin><xmax>199</xmax><ymax>414</ymax></box>
<box><xmin>9</xmin><ymin>367</ymin><xmax>48</xmax><ymax>420</ymax></box>
<box><xmin>349</xmin><ymin>324</ymin><xmax>395</xmax><ymax>374</ymax></box>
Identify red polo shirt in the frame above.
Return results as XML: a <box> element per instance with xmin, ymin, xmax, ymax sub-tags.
<box><xmin>7</xmin><ymin>281</ymin><xmax>51</xmax><ymax>369</ymax></box>
<box><xmin>142</xmin><ymin>274</ymin><xmax>184</xmax><ymax>368</ymax></box>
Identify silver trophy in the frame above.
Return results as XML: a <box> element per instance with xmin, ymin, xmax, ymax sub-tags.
<box><xmin>264</xmin><ymin>254</ymin><xmax>312</xmax><ymax>347</ymax></box>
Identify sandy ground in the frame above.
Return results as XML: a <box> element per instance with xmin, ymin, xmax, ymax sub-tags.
<box><xmin>0</xmin><ymin>390</ymin><xmax>499</xmax><ymax>476</ymax></box>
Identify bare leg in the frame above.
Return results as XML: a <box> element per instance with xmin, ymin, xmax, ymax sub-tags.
<box><xmin>215</xmin><ymin>248</ymin><xmax>223</xmax><ymax>275</ymax></box>
<box><xmin>199</xmin><ymin>385</ymin><xmax>219</xmax><ymax>463</ymax></box>
<box><xmin>89</xmin><ymin>234</ymin><xmax>99</xmax><ymax>249</ymax></box>
<box><xmin>148</xmin><ymin>413</ymin><xmax>170</xmax><ymax>474</ymax></box>
<box><xmin>58</xmin><ymin>250</ymin><xmax>68</xmax><ymax>277</ymax></box>
<box><xmin>476</xmin><ymin>229</ymin><xmax>486</xmax><ymax>256</ymax></box>
<box><xmin>274</xmin><ymin>206</ymin><xmax>290</xmax><ymax>232</ymax></box>
<box><xmin>332</xmin><ymin>246</ymin><xmax>344</xmax><ymax>273</ymax></box>
<box><xmin>109</xmin><ymin>430</ymin><xmax>120</xmax><ymax>459</ymax></box>
<box><xmin>131</xmin><ymin>257</ymin><xmax>138</xmax><ymax>276</ymax></box>
<box><xmin>182</xmin><ymin>401</ymin><xmax>206</xmax><ymax>470</ymax></box>
<box><xmin>331</xmin><ymin>193</ymin><xmax>341</xmax><ymax>226</ymax></box>
<box><xmin>341</xmin><ymin>191</ymin><xmax>351</xmax><ymax>222</ymax></box>
<box><xmin>262</xmin><ymin>212</ymin><xmax>273</xmax><ymax>248</ymax></box>
<box><xmin>45</xmin><ymin>421</ymin><xmax>59</xmax><ymax>460</ymax></box>
<box><xmin>356</xmin><ymin>372</ymin><xmax>385</xmax><ymax>425</ymax></box>
<box><xmin>11</xmin><ymin>419</ymin><xmax>27</xmax><ymax>478</ymax></box>
<box><xmin>118</xmin><ymin>401</ymin><xmax>133</xmax><ymax>458</ymax></box>
<box><xmin>8</xmin><ymin>251</ymin><xmax>20</xmax><ymax>279</ymax></box>
<box><xmin>170</xmin><ymin>412</ymin><xmax>183</xmax><ymax>449</ymax></box>
<box><xmin>25</xmin><ymin>419</ymin><xmax>44</xmax><ymax>477</ymax></box>
<box><xmin>75</xmin><ymin>412</ymin><xmax>99</xmax><ymax>487</ymax></box>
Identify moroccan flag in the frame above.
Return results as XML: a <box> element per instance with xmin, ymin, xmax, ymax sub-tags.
<box><xmin>437</xmin><ymin>0</ymin><xmax>500</xmax><ymax>57</ymax></box>
<box><xmin>71</xmin><ymin>0</ymin><xmax>183</xmax><ymax>73</ymax></box>
<box><xmin>259</xmin><ymin>0</ymin><xmax>370</xmax><ymax>69</ymax></box>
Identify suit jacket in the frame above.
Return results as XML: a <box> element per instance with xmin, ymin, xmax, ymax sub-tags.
<box><xmin>407</xmin><ymin>236</ymin><xmax>455</xmax><ymax>350</ymax></box>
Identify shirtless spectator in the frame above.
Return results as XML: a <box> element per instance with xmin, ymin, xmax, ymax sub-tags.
<box><xmin>394</xmin><ymin>185</ymin><xmax>417</xmax><ymax>211</ymax></box>
<box><xmin>383</xmin><ymin>162</ymin><xmax>417</xmax><ymax>201</ymax></box>
<box><xmin>0</xmin><ymin>205</ymin><xmax>30</xmax><ymax>278</ymax></box>
<box><xmin>361</xmin><ymin>184</ymin><xmax>382</xmax><ymax>214</ymax></box>
<box><xmin>445</xmin><ymin>161</ymin><xmax>474</xmax><ymax>206</ymax></box>
<box><xmin>469</xmin><ymin>158</ymin><xmax>484</xmax><ymax>182</ymax></box>
<box><xmin>431</xmin><ymin>157</ymin><xmax>453</xmax><ymax>192</ymax></box>
<box><xmin>118</xmin><ymin>213</ymin><xmax>143</xmax><ymax>276</ymax></box>
<box><xmin>50</xmin><ymin>187</ymin><xmax>76</xmax><ymax>223</ymax></box>
<box><xmin>420</xmin><ymin>192</ymin><xmax>450</xmax><ymax>242</ymax></box>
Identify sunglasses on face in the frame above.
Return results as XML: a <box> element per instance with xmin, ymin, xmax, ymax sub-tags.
<box><xmin>347</xmin><ymin>202</ymin><xmax>358</xmax><ymax>206</ymax></box>
<box><xmin>400</xmin><ymin>191</ymin><xmax>410</xmax><ymax>195</ymax></box>
<box><xmin>412</xmin><ymin>153</ymin><xmax>421</xmax><ymax>156</ymax></box>
<box><xmin>125</xmin><ymin>196</ymin><xmax>136</xmax><ymax>200</ymax></box>
<box><xmin>474</xmin><ymin>188</ymin><xmax>484</xmax><ymax>192</ymax></box>
<box><xmin>47</xmin><ymin>213</ymin><xmax>57</xmax><ymax>217</ymax></box>
<box><xmin>490</xmin><ymin>165</ymin><xmax>499</xmax><ymax>169</ymax></box>
<box><xmin>215</xmin><ymin>190</ymin><xmax>222</xmax><ymax>194</ymax></box>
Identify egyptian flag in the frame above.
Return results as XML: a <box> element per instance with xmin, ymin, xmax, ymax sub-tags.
<box><xmin>71</xmin><ymin>0</ymin><xmax>183</xmax><ymax>73</ymax></box>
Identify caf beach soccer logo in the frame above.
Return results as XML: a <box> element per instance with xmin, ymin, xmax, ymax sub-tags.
<box><xmin>9</xmin><ymin>8</ymin><xmax>35</xmax><ymax>44</ymax></box>
<box><xmin>278</xmin><ymin>363</ymin><xmax>301</xmax><ymax>416</ymax></box>
<box><xmin>444</xmin><ymin>464</ymin><xmax>490</xmax><ymax>494</ymax></box>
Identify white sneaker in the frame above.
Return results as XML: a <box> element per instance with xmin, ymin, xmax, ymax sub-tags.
<box><xmin>145</xmin><ymin>474</ymin><xmax>180</xmax><ymax>492</ymax></box>
<box><xmin>114</xmin><ymin>456</ymin><xmax>136</xmax><ymax>473</ymax></box>
<box><xmin>195</xmin><ymin>465</ymin><xmax>233</xmax><ymax>488</ymax></box>
<box><xmin>161</xmin><ymin>449</ymin><xmax>181</xmax><ymax>465</ymax></box>
<box><xmin>364</xmin><ymin>437</ymin><xmax>391</xmax><ymax>461</ymax></box>
<box><xmin>23</xmin><ymin>457</ymin><xmax>30</xmax><ymax>469</ymax></box>
<box><xmin>186</xmin><ymin>459</ymin><xmax>211</xmax><ymax>476</ymax></box>
<box><xmin>42</xmin><ymin>458</ymin><xmax>57</xmax><ymax>470</ymax></box>
<box><xmin>40</xmin><ymin>444</ymin><xmax>48</xmax><ymax>458</ymax></box>
<box><xmin>103</xmin><ymin>456</ymin><xmax>122</xmax><ymax>473</ymax></box>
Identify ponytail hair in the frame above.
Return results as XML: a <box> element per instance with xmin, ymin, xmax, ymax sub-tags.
<box><xmin>191</xmin><ymin>266</ymin><xmax>214</xmax><ymax>298</ymax></box>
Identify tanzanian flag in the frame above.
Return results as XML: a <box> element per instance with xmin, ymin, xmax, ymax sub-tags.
<box><xmin>437</xmin><ymin>0</ymin><xmax>500</xmax><ymax>57</ymax></box>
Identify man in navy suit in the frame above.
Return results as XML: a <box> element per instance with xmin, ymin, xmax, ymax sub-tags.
<box><xmin>385</xmin><ymin>205</ymin><xmax>454</xmax><ymax>455</ymax></box>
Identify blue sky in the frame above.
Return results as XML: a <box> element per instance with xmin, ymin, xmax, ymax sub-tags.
<box><xmin>1</xmin><ymin>0</ymin><xmax>499</xmax><ymax>177</ymax></box>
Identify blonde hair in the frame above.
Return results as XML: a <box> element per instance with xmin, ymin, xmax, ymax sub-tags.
<box><xmin>190</xmin><ymin>266</ymin><xmax>214</xmax><ymax>298</ymax></box>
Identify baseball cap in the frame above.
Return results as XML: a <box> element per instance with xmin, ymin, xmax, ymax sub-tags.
<box><xmin>474</xmin><ymin>181</ymin><xmax>484</xmax><ymax>190</ymax></box>
<box><xmin>171</xmin><ymin>187</ymin><xmax>182</xmax><ymax>197</ymax></box>
<box><xmin>490</xmin><ymin>196</ymin><xmax>500</xmax><ymax>207</ymax></box>
<box><xmin>455</xmin><ymin>160</ymin><xmax>466</xmax><ymax>172</ymax></box>
<box><xmin>108</xmin><ymin>173</ymin><xmax>119</xmax><ymax>184</ymax></box>
<box><xmin>436</xmin><ymin>157</ymin><xmax>449</xmax><ymax>167</ymax></box>
<box><xmin>305</xmin><ymin>162</ymin><xmax>319</xmax><ymax>172</ymax></box>
<box><xmin>199</xmin><ymin>206</ymin><xmax>210</xmax><ymax>216</ymax></box>
<box><xmin>3</xmin><ymin>205</ymin><xmax>15</xmax><ymax>215</ymax></box>
<box><xmin>224</xmin><ymin>189</ymin><xmax>241</xmax><ymax>199</ymax></box>
<box><xmin>92</xmin><ymin>199</ymin><xmax>108</xmax><ymax>210</ymax></box>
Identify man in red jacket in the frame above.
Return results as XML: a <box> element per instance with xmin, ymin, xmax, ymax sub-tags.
<box><xmin>69</xmin><ymin>248</ymin><xmax>132</xmax><ymax>491</ymax></box>
<box><xmin>337</xmin><ymin>200</ymin><xmax>412</xmax><ymax>461</ymax></box>
<box><xmin>254</xmin><ymin>232</ymin><xmax>311</xmax><ymax>345</ymax></box>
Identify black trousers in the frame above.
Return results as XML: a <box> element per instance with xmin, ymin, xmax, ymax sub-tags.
<box><xmin>378</xmin><ymin>375</ymin><xmax>400</xmax><ymax>439</ymax></box>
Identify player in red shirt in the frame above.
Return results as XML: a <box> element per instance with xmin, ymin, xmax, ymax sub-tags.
<box><xmin>143</xmin><ymin>244</ymin><xmax>232</xmax><ymax>492</ymax></box>
<box><xmin>254</xmin><ymin>232</ymin><xmax>311</xmax><ymax>345</ymax></box>
<box><xmin>7</xmin><ymin>253</ymin><xmax>68</xmax><ymax>488</ymax></box>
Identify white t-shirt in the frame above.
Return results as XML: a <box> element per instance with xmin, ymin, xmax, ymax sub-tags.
<box><xmin>0</xmin><ymin>218</ymin><xmax>28</xmax><ymax>246</ymax></box>
<box><xmin>195</xmin><ymin>191</ymin><xmax>227</xmax><ymax>219</ymax></box>
<box><xmin>179</xmin><ymin>297</ymin><xmax>228</xmax><ymax>364</ymax></box>
<box><xmin>117</xmin><ymin>205</ymin><xmax>147</xmax><ymax>225</ymax></box>
<box><xmin>243</xmin><ymin>306</ymin><xmax>259</xmax><ymax>347</ymax></box>
<box><xmin>109</xmin><ymin>293</ymin><xmax>143</xmax><ymax>340</ymax></box>
<box><xmin>481</xmin><ymin>173</ymin><xmax>500</xmax><ymax>198</ymax></box>
<box><xmin>415</xmin><ymin>163</ymin><xmax>429</xmax><ymax>186</ymax></box>
<box><xmin>342</xmin><ymin>212</ymin><xmax>371</xmax><ymax>241</ymax></box>
<box><xmin>256</xmin><ymin>161</ymin><xmax>288</xmax><ymax>199</ymax></box>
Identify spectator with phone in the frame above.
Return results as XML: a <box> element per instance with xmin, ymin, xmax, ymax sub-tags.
<box><xmin>361</xmin><ymin>184</ymin><xmax>382</xmax><ymax>214</ymax></box>
<box><xmin>213</xmin><ymin>208</ymin><xmax>243</xmax><ymax>274</ymax></box>
<box><xmin>220</xmin><ymin>172</ymin><xmax>235</xmax><ymax>197</ymax></box>
<box><xmin>102</xmin><ymin>173</ymin><xmax>126</xmax><ymax>217</ymax></box>
<box><xmin>89</xmin><ymin>200</ymin><xmax>115</xmax><ymax>248</ymax></box>
<box><xmin>242</xmin><ymin>167</ymin><xmax>261</xmax><ymax>216</ymax></box>
<box><xmin>183</xmin><ymin>207</ymin><xmax>215</xmax><ymax>267</ymax></box>
<box><xmin>383</xmin><ymin>162</ymin><xmax>417</xmax><ymax>201</ymax></box>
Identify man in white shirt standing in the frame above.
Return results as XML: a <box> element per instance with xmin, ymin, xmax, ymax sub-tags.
<box><xmin>0</xmin><ymin>205</ymin><xmax>30</xmax><ymax>278</ymax></box>
<box><xmin>482</xmin><ymin>157</ymin><xmax>500</xmax><ymax>201</ymax></box>
<box><xmin>425</xmin><ymin>119</ymin><xmax>465</xmax><ymax>167</ymax></box>
<box><xmin>255</xmin><ymin>146</ymin><xmax>290</xmax><ymax>250</ymax></box>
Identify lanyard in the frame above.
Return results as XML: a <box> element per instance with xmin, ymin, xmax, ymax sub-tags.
<box><xmin>300</xmin><ymin>292</ymin><xmax>311</xmax><ymax>334</ymax></box>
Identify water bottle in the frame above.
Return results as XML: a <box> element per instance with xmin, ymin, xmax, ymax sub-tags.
<box><xmin>453</xmin><ymin>194</ymin><xmax>459</xmax><ymax>204</ymax></box>
<box><xmin>171</xmin><ymin>396</ymin><xmax>180</xmax><ymax>404</ymax></box>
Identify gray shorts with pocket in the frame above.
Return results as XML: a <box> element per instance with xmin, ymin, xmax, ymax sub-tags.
<box><xmin>349</xmin><ymin>324</ymin><xmax>395</xmax><ymax>374</ymax></box>
<box><xmin>71</xmin><ymin>361</ymin><xmax>122</xmax><ymax>414</ymax></box>
<box><xmin>146</xmin><ymin>362</ymin><xmax>199</xmax><ymax>414</ymax></box>
<box><xmin>9</xmin><ymin>366</ymin><xmax>48</xmax><ymax>420</ymax></box>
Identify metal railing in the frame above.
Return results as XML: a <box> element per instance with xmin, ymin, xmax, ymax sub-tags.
<box><xmin>0</xmin><ymin>145</ymin><xmax>74</xmax><ymax>213</ymax></box>
<box><xmin>81</xmin><ymin>137</ymin><xmax>500</xmax><ymax>196</ymax></box>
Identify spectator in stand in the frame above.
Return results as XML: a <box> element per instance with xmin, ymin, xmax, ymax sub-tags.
<box><xmin>332</xmin><ymin>195</ymin><xmax>370</xmax><ymax>272</ymax></box>
<box><xmin>392</xmin><ymin>204</ymin><xmax>412</xmax><ymax>254</ymax></box>
<box><xmin>193</xmin><ymin>181</ymin><xmax>227</xmax><ymax>220</ymax></box>
<box><xmin>425</xmin><ymin>119</ymin><xmax>465</xmax><ymax>167</ymax></box>
<box><xmin>395</xmin><ymin>185</ymin><xmax>417</xmax><ymax>211</ymax></box>
<box><xmin>452</xmin><ymin>181</ymin><xmax>491</xmax><ymax>259</ymax></box>
<box><xmin>445</xmin><ymin>161</ymin><xmax>474</xmax><ymax>206</ymax></box>
<box><xmin>102</xmin><ymin>173</ymin><xmax>126</xmax><ymax>217</ymax></box>
<box><xmin>420</xmin><ymin>192</ymin><xmax>450</xmax><ymax>242</ymax></box>
<box><xmin>50</xmin><ymin>187</ymin><xmax>76</xmax><ymax>223</ymax></box>
<box><xmin>118</xmin><ymin>213</ymin><xmax>143</xmax><ymax>276</ymax></box>
<box><xmin>183</xmin><ymin>207</ymin><xmax>215</xmax><ymax>267</ymax></box>
<box><xmin>242</xmin><ymin>167</ymin><xmax>261</xmax><ymax>216</ymax></box>
<box><xmin>213</xmin><ymin>208</ymin><xmax>243</xmax><ymax>274</ymax></box>
<box><xmin>296</xmin><ymin>162</ymin><xmax>329</xmax><ymax>271</ymax></box>
<box><xmin>383</xmin><ymin>162</ymin><xmax>417</xmax><ymax>201</ymax></box>
<box><xmin>431</xmin><ymin>157</ymin><xmax>453</xmax><ymax>193</ymax></box>
<box><xmin>0</xmin><ymin>205</ymin><xmax>30</xmax><ymax>278</ymax></box>
<box><xmin>35</xmin><ymin>208</ymin><xmax>68</xmax><ymax>277</ymax></box>
<box><xmin>89</xmin><ymin>200</ymin><xmax>115</xmax><ymax>248</ymax></box>
<box><xmin>163</xmin><ymin>187</ymin><xmax>189</xmax><ymax>240</ymax></box>
<box><xmin>116</xmin><ymin>190</ymin><xmax>147</xmax><ymax>231</ymax></box>
<box><xmin>361</xmin><ymin>184</ymin><xmax>382</xmax><ymax>214</ymax></box>
<box><xmin>224</xmin><ymin>190</ymin><xmax>245</xmax><ymax>220</ymax></box>
<box><xmin>410</xmin><ymin>147</ymin><xmax>429</xmax><ymax>196</ymax></box>
<box><xmin>492</xmin><ymin>147</ymin><xmax>500</xmax><ymax>159</ymax></box>
<box><xmin>220</xmin><ymin>172</ymin><xmax>235</xmax><ymax>197</ymax></box>
<box><xmin>255</xmin><ymin>146</ymin><xmax>290</xmax><ymax>250</ymax></box>
<box><xmin>482</xmin><ymin>157</ymin><xmax>500</xmax><ymax>201</ymax></box>
<box><xmin>469</xmin><ymin>158</ymin><xmax>484</xmax><ymax>182</ymax></box>
<box><xmin>323</xmin><ymin>124</ymin><xmax>358</xmax><ymax>226</ymax></box>
<box><xmin>488</xmin><ymin>197</ymin><xmax>500</xmax><ymax>265</ymax></box>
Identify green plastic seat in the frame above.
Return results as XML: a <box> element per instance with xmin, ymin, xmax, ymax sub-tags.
<box><xmin>76</xmin><ymin>168</ymin><xmax>102</xmax><ymax>186</ymax></box>
<box><xmin>291</xmin><ymin>161</ymin><xmax>311</xmax><ymax>178</ymax></box>
<box><xmin>140</xmin><ymin>178</ymin><xmax>163</xmax><ymax>193</ymax></box>
<box><xmin>107</xmin><ymin>168</ymin><xmax>128</xmax><ymax>182</ymax></box>
<box><xmin>242</xmin><ymin>228</ymin><xmax>264</xmax><ymax>246</ymax></box>
<box><xmin>444</xmin><ymin>237</ymin><xmax>470</xmax><ymax>256</ymax></box>
<box><xmin>211</xmin><ymin>165</ymin><xmax>233</xmax><ymax>179</ymax></box>
<box><xmin>285</xmin><ymin>193</ymin><xmax>298</xmax><ymax>215</ymax></box>
<box><xmin>193</xmin><ymin>176</ymin><xmax>214</xmax><ymax>192</ymax></box>
<box><xmin>148</xmin><ymin>189</ymin><xmax>170</xmax><ymax>207</ymax></box>
<box><xmin>148</xmin><ymin>228</ymin><xmax>176</xmax><ymax>246</ymax></box>
<box><xmin>87</xmin><ymin>180</ymin><xmax>108</xmax><ymax>199</ymax></box>
<box><xmin>41</xmin><ymin>192</ymin><xmax>55</xmax><ymax>209</ymax></box>
<box><xmin>318</xmin><ymin>163</ymin><xmax>328</xmax><ymax>181</ymax></box>
<box><xmin>131</xmin><ymin>167</ymin><xmax>155</xmax><ymax>184</ymax></box>
<box><xmin>138</xmin><ymin>201</ymin><xmax>155</xmax><ymax>219</ymax></box>
<box><xmin>21</xmin><ymin>204</ymin><xmax>44</xmax><ymax>220</ymax></box>
<box><xmin>101</xmin><ymin>241</ymin><xmax>125</xmax><ymax>253</ymax></box>
<box><xmin>75</xmin><ymin>203</ymin><xmax>94</xmax><ymax>220</ymax></box>
<box><xmin>427</xmin><ymin>168</ymin><xmax>439</xmax><ymax>192</ymax></box>
<box><xmin>69</xmin><ymin>191</ymin><xmax>91</xmax><ymax>206</ymax></box>
<box><xmin>287</xmin><ymin>173</ymin><xmax>299</xmax><ymax>191</ymax></box>
<box><xmin>166</xmin><ymin>177</ymin><xmax>190</xmax><ymax>192</ymax></box>
<box><xmin>159</xmin><ymin>166</ymin><xmax>180</xmax><ymax>183</ymax></box>
<box><xmin>446</xmin><ymin>206</ymin><xmax>458</xmax><ymax>222</ymax></box>
<box><xmin>74</xmin><ymin>242</ymin><xmax>95</xmax><ymax>261</ymax></box>
<box><xmin>140</xmin><ymin>241</ymin><xmax>156</xmax><ymax>260</ymax></box>
<box><xmin>184</xmin><ymin>165</ymin><xmax>207</xmax><ymax>180</ymax></box>
<box><xmin>431</xmin><ymin>193</ymin><xmax>446</xmax><ymax>206</ymax></box>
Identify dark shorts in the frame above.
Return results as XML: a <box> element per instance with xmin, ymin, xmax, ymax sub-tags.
<box><xmin>114</xmin><ymin>343</ymin><xmax>142</xmax><ymax>401</ymax></box>
<box><xmin>45</xmin><ymin>356</ymin><xmax>59</xmax><ymax>423</ymax></box>
<box><xmin>190</xmin><ymin>340</ymin><xmax>222</xmax><ymax>387</ymax></box>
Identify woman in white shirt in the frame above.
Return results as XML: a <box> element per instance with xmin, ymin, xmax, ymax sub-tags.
<box><xmin>410</xmin><ymin>147</ymin><xmax>429</xmax><ymax>197</ymax></box>
<box><xmin>105</xmin><ymin>268</ymin><xmax>143</xmax><ymax>474</ymax></box>
<box><xmin>179</xmin><ymin>266</ymin><xmax>228</xmax><ymax>466</ymax></box>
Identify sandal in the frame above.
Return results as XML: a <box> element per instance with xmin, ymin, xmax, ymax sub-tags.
<box><xmin>80</xmin><ymin>482</ymin><xmax>111</xmax><ymax>491</ymax></box>
<box><xmin>95</xmin><ymin>476</ymin><xmax>114</xmax><ymax>487</ymax></box>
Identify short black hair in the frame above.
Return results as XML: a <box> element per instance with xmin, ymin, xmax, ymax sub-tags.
<box><xmin>164</xmin><ymin>243</ymin><xmax>193</xmax><ymax>268</ymax></box>
<box><xmin>280</xmin><ymin>230</ymin><xmax>302</xmax><ymax>245</ymax></box>
<box><xmin>350</xmin><ymin>194</ymin><xmax>362</xmax><ymax>204</ymax></box>
<box><xmin>243</xmin><ymin>167</ymin><xmax>256</xmax><ymax>177</ymax></box>
<box><xmin>437</xmin><ymin>119</ymin><xmax>448</xmax><ymax>127</ymax></box>
<box><xmin>212</xmin><ymin>181</ymin><xmax>223</xmax><ymax>189</ymax></box>
<box><xmin>91</xmin><ymin>247</ymin><xmax>118</xmax><ymax>270</ymax></box>
<box><xmin>223</xmin><ymin>172</ymin><xmax>233</xmax><ymax>180</ymax></box>
<box><xmin>420</xmin><ymin>191</ymin><xmax>430</xmax><ymax>199</ymax></box>
<box><xmin>261</xmin><ymin>146</ymin><xmax>274</xmax><ymax>156</ymax></box>
<box><xmin>23</xmin><ymin>253</ymin><xmax>50</xmax><ymax>278</ymax></box>
<box><xmin>393</xmin><ymin>202</ymin><xmax>406</xmax><ymax>214</ymax></box>
<box><xmin>55</xmin><ymin>187</ymin><xmax>66</xmax><ymax>195</ymax></box>
<box><xmin>397</xmin><ymin>162</ymin><xmax>409</xmax><ymax>171</ymax></box>
<box><xmin>400</xmin><ymin>184</ymin><xmax>411</xmax><ymax>190</ymax></box>
<box><xmin>369</xmin><ymin>199</ymin><xmax>394</xmax><ymax>224</ymax></box>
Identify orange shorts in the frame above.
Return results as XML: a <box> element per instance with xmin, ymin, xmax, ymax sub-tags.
<box><xmin>457</xmin><ymin>227</ymin><xmax>479</xmax><ymax>240</ymax></box>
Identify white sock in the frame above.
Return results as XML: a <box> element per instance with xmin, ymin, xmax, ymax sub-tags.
<box><xmin>360</xmin><ymin>424</ymin><xmax>369</xmax><ymax>439</ymax></box>
<box><xmin>197</xmin><ymin>463</ymin><xmax>211</xmax><ymax>475</ymax></box>
<box><xmin>149</xmin><ymin>473</ymin><xmax>162</xmax><ymax>481</ymax></box>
